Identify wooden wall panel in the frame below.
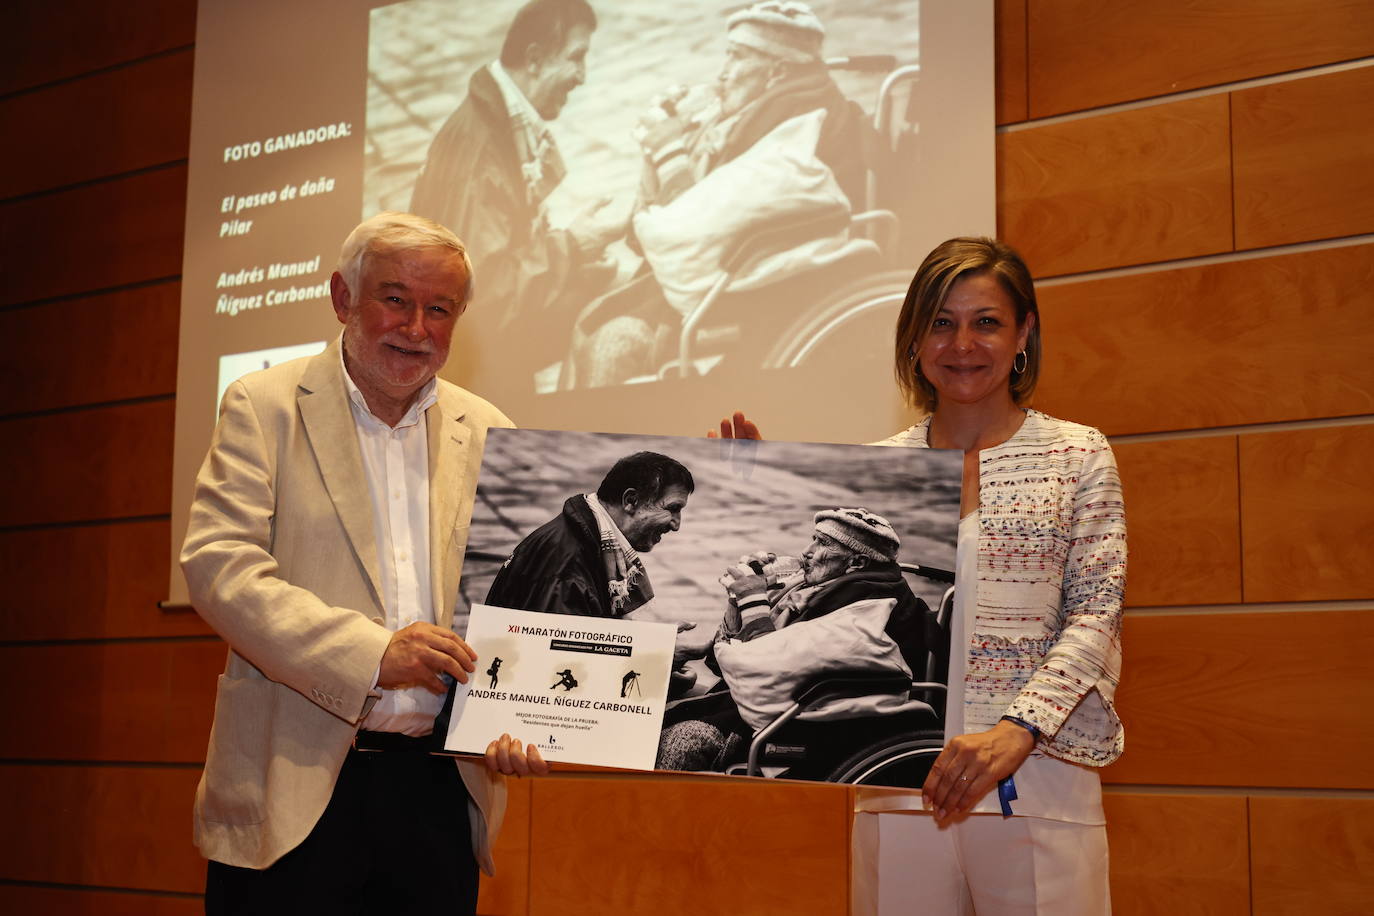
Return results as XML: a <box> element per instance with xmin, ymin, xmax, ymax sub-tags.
<box><xmin>1026</xmin><ymin>0</ymin><xmax>1374</xmax><ymax>117</ymax></box>
<box><xmin>0</xmin><ymin>521</ymin><xmax>185</xmax><ymax>641</ymax></box>
<box><xmin>1103</xmin><ymin>610</ymin><xmax>1374</xmax><ymax>789</ymax></box>
<box><xmin>1114</xmin><ymin>437</ymin><xmax>1241</xmax><ymax>607</ymax></box>
<box><xmin>994</xmin><ymin>0</ymin><xmax>1027</xmax><ymax>125</ymax></box>
<box><xmin>0</xmin><ymin>640</ymin><xmax>220</xmax><ymax>762</ymax></box>
<box><xmin>0</xmin><ymin>165</ymin><xmax>187</xmax><ymax>308</ymax></box>
<box><xmin>0</xmin><ymin>51</ymin><xmax>193</xmax><ymax>200</ymax></box>
<box><xmin>0</xmin><ymin>520</ymin><xmax>205</xmax><ymax>643</ymax></box>
<box><xmin>0</xmin><ymin>399</ymin><xmax>174</xmax><ymax>527</ymax></box>
<box><xmin>998</xmin><ymin>95</ymin><xmax>1232</xmax><ymax>278</ymax></box>
<box><xmin>0</xmin><ymin>886</ymin><xmax>200</xmax><ymax>916</ymax></box>
<box><xmin>1239</xmin><ymin>424</ymin><xmax>1374</xmax><ymax>602</ymax></box>
<box><xmin>1104</xmin><ymin>793</ymin><xmax>1250</xmax><ymax>915</ymax></box>
<box><xmin>0</xmin><ymin>283</ymin><xmax>180</xmax><ymax>417</ymax></box>
<box><xmin>1034</xmin><ymin>243</ymin><xmax>1374</xmax><ymax>435</ymax></box>
<box><xmin>2</xmin><ymin>0</ymin><xmax>196</xmax><ymax>95</ymax></box>
<box><xmin>478</xmin><ymin>777</ymin><xmax>531</xmax><ymax>916</ymax></box>
<box><xmin>1233</xmin><ymin>66</ymin><xmax>1374</xmax><ymax>250</ymax></box>
<box><xmin>1250</xmin><ymin>796</ymin><xmax>1374</xmax><ymax>915</ymax></box>
<box><xmin>0</xmin><ymin>765</ymin><xmax>205</xmax><ymax>893</ymax></box>
<box><xmin>528</xmin><ymin>776</ymin><xmax>851</xmax><ymax>916</ymax></box>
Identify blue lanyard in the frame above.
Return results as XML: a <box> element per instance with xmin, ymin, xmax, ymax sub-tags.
<box><xmin>998</xmin><ymin>775</ymin><xmax>1019</xmax><ymax>816</ymax></box>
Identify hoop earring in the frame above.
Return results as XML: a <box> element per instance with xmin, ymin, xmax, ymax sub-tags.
<box><xmin>1013</xmin><ymin>350</ymin><xmax>1028</xmax><ymax>375</ymax></box>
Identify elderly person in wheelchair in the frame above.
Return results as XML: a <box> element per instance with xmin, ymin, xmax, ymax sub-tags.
<box><xmin>657</xmin><ymin>508</ymin><xmax>937</xmax><ymax>775</ymax></box>
<box><xmin>634</xmin><ymin>0</ymin><xmax>868</xmax><ymax>217</ymax></box>
<box><xmin>563</xmin><ymin>1</ymin><xmax>882</xmax><ymax>390</ymax></box>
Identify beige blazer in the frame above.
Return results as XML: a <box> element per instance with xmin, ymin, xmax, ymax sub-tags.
<box><xmin>181</xmin><ymin>339</ymin><xmax>513</xmax><ymax>871</ymax></box>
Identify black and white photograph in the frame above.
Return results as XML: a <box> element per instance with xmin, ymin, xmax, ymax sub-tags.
<box><xmin>459</xmin><ymin>427</ymin><xmax>962</xmax><ymax>788</ymax></box>
<box><xmin>365</xmin><ymin>0</ymin><xmax>926</xmax><ymax>399</ymax></box>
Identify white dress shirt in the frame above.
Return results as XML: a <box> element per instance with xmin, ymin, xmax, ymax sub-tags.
<box><xmin>340</xmin><ymin>344</ymin><xmax>444</xmax><ymax>736</ymax></box>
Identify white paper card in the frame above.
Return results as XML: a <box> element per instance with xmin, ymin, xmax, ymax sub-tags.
<box><xmin>445</xmin><ymin>604</ymin><xmax>676</xmax><ymax>770</ymax></box>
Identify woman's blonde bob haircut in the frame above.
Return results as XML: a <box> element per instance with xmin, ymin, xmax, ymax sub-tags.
<box><xmin>893</xmin><ymin>237</ymin><xmax>1041</xmax><ymax>412</ymax></box>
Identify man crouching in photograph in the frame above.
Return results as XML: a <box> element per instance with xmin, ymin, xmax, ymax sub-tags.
<box><xmin>658</xmin><ymin>508</ymin><xmax>935</xmax><ymax>774</ymax></box>
<box><xmin>485</xmin><ymin>451</ymin><xmax>694</xmax><ymax>618</ymax></box>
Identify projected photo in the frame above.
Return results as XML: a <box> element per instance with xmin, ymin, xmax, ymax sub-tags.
<box><xmin>458</xmin><ymin>428</ymin><xmax>959</xmax><ymax>787</ymax></box>
<box><xmin>366</xmin><ymin>0</ymin><xmax>923</xmax><ymax>397</ymax></box>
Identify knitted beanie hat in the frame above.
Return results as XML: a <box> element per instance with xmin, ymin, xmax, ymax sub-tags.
<box><xmin>812</xmin><ymin>508</ymin><xmax>900</xmax><ymax>563</ymax></box>
<box><xmin>726</xmin><ymin>1</ymin><xmax>825</xmax><ymax>64</ymax></box>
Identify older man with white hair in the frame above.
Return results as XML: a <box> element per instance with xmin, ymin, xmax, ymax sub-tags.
<box><xmin>182</xmin><ymin>211</ymin><xmax>546</xmax><ymax>916</ymax></box>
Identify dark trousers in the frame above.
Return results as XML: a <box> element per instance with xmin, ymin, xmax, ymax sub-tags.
<box><xmin>205</xmin><ymin>745</ymin><xmax>478</xmax><ymax>916</ymax></box>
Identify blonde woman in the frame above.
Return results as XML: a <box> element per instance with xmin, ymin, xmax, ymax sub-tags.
<box><xmin>714</xmin><ymin>237</ymin><xmax>1125</xmax><ymax>913</ymax></box>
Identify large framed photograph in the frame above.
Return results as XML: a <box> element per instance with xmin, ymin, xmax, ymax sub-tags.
<box><xmin>453</xmin><ymin>428</ymin><xmax>961</xmax><ymax>789</ymax></box>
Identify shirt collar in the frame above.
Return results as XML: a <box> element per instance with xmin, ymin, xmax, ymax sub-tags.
<box><xmin>583</xmin><ymin>493</ymin><xmax>640</xmax><ymax>565</ymax></box>
<box><xmin>583</xmin><ymin>494</ymin><xmax>654</xmax><ymax>617</ymax></box>
<box><xmin>339</xmin><ymin>333</ymin><xmax>438</xmax><ymax>430</ymax></box>
<box><xmin>489</xmin><ymin>61</ymin><xmax>549</xmax><ymax>142</ymax></box>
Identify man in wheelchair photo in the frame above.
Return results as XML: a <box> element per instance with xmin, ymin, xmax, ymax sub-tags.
<box><xmin>562</xmin><ymin>0</ymin><xmax>894</xmax><ymax>389</ymax></box>
<box><xmin>657</xmin><ymin>507</ymin><xmax>947</xmax><ymax>786</ymax></box>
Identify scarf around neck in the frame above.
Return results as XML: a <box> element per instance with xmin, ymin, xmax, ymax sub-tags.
<box><xmin>583</xmin><ymin>494</ymin><xmax>656</xmax><ymax>617</ymax></box>
<box><xmin>488</xmin><ymin>61</ymin><xmax>568</xmax><ymax>208</ymax></box>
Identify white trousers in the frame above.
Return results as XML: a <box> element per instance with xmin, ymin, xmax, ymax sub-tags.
<box><xmin>852</xmin><ymin>812</ymin><xmax>1110</xmax><ymax>916</ymax></box>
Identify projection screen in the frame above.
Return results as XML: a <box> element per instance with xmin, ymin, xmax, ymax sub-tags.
<box><xmin>168</xmin><ymin>0</ymin><xmax>993</xmax><ymax>604</ymax></box>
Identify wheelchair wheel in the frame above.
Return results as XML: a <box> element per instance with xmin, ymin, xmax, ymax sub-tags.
<box><xmin>761</xmin><ymin>269</ymin><xmax>913</xmax><ymax>371</ymax></box>
<box><xmin>826</xmin><ymin>730</ymin><xmax>944</xmax><ymax>788</ymax></box>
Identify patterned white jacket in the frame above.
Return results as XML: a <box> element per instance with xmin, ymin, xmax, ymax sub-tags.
<box><xmin>877</xmin><ymin>409</ymin><xmax>1127</xmax><ymax>766</ymax></box>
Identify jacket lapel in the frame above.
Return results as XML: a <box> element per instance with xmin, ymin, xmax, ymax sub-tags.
<box><xmin>427</xmin><ymin>390</ymin><xmax>472</xmax><ymax>629</ymax></box>
<box><xmin>297</xmin><ymin>341</ymin><xmax>385</xmax><ymax>610</ymax></box>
